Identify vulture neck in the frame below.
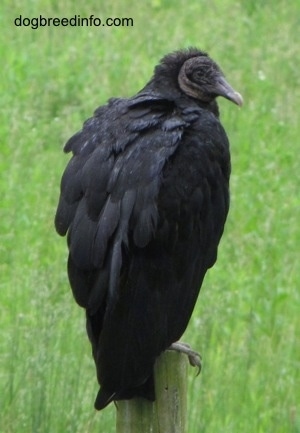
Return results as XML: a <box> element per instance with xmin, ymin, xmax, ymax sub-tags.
<box><xmin>140</xmin><ymin>78</ymin><xmax>220</xmax><ymax>118</ymax></box>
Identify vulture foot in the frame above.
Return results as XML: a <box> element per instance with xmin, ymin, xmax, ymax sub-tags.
<box><xmin>168</xmin><ymin>341</ymin><xmax>202</xmax><ymax>375</ymax></box>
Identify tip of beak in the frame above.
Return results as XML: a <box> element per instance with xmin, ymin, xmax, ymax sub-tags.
<box><xmin>230</xmin><ymin>91</ymin><xmax>243</xmax><ymax>106</ymax></box>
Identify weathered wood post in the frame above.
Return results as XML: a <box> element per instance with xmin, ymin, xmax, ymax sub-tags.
<box><xmin>116</xmin><ymin>350</ymin><xmax>189</xmax><ymax>433</ymax></box>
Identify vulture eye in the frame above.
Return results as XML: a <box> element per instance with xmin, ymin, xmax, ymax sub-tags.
<box><xmin>193</xmin><ymin>71</ymin><xmax>202</xmax><ymax>80</ymax></box>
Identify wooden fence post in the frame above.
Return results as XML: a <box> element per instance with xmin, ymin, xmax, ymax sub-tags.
<box><xmin>116</xmin><ymin>350</ymin><xmax>189</xmax><ymax>433</ymax></box>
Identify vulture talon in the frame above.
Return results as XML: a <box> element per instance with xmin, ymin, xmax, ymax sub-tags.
<box><xmin>169</xmin><ymin>342</ymin><xmax>202</xmax><ymax>375</ymax></box>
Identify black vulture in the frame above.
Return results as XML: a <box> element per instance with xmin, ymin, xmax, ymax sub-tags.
<box><xmin>54</xmin><ymin>48</ymin><xmax>242</xmax><ymax>410</ymax></box>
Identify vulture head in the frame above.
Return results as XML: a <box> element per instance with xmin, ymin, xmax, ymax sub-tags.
<box><xmin>152</xmin><ymin>47</ymin><xmax>243</xmax><ymax>107</ymax></box>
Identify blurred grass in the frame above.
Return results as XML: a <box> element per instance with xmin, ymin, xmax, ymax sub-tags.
<box><xmin>1</xmin><ymin>0</ymin><xmax>299</xmax><ymax>432</ymax></box>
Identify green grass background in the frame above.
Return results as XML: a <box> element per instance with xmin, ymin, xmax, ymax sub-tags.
<box><xmin>1</xmin><ymin>0</ymin><xmax>299</xmax><ymax>432</ymax></box>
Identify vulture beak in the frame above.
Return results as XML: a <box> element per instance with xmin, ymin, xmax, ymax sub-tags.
<box><xmin>215</xmin><ymin>76</ymin><xmax>243</xmax><ymax>106</ymax></box>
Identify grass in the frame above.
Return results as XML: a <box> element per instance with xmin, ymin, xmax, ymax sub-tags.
<box><xmin>1</xmin><ymin>0</ymin><xmax>299</xmax><ymax>432</ymax></box>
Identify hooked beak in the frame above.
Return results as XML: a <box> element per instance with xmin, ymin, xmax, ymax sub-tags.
<box><xmin>215</xmin><ymin>76</ymin><xmax>243</xmax><ymax>106</ymax></box>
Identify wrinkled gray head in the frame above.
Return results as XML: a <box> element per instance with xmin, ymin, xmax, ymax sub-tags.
<box><xmin>154</xmin><ymin>48</ymin><xmax>243</xmax><ymax>106</ymax></box>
